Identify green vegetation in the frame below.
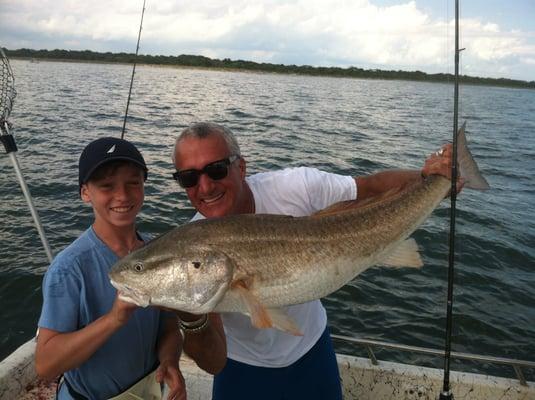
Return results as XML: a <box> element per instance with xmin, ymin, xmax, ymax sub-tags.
<box><xmin>6</xmin><ymin>48</ymin><xmax>535</xmax><ymax>89</ymax></box>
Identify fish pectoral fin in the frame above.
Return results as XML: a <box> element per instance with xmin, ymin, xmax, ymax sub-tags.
<box><xmin>379</xmin><ymin>238</ymin><xmax>423</xmax><ymax>268</ymax></box>
<box><xmin>232</xmin><ymin>280</ymin><xmax>303</xmax><ymax>336</ymax></box>
<box><xmin>232</xmin><ymin>280</ymin><xmax>273</xmax><ymax>329</ymax></box>
<box><xmin>265</xmin><ymin>308</ymin><xmax>303</xmax><ymax>336</ymax></box>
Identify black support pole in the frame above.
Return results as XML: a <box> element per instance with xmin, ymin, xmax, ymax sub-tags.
<box><xmin>439</xmin><ymin>1</ymin><xmax>461</xmax><ymax>399</ymax></box>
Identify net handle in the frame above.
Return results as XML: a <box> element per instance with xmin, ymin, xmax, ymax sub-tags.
<box><xmin>0</xmin><ymin>48</ymin><xmax>53</xmax><ymax>262</ymax></box>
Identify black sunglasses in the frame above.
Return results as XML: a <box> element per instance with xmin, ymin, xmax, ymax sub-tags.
<box><xmin>172</xmin><ymin>155</ymin><xmax>240</xmax><ymax>188</ymax></box>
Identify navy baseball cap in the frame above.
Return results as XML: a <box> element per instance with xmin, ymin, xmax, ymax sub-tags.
<box><xmin>78</xmin><ymin>137</ymin><xmax>148</xmax><ymax>190</ymax></box>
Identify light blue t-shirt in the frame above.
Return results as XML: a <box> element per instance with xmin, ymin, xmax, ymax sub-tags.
<box><xmin>38</xmin><ymin>227</ymin><xmax>164</xmax><ymax>400</ymax></box>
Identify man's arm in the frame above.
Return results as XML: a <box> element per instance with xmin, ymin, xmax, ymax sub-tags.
<box><xmin>355</xmin><ymin>170</ymin><xmax>421</xmax><ymax>202</ymax></box>
<box><xmin>179</xmin><ymin>313</ymin><xmax>227</xmax><ymax>375</ymax></box>
<box><xmin>355</xmin><ymin>143</ymin><xmax>456</xmax><ymax>202</ymax></box>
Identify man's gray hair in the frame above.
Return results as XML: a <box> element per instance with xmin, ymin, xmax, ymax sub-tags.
<box><xmin>172</xmin><ymin>122</ymin><xmax>241</xmax><ymax>164</ymax></box>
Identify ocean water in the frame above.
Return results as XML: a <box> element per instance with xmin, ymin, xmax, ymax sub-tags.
<box><xmin>1</xmin><ymin>59</ymin><xmax>534</xmax><ymax>380</ymax></box>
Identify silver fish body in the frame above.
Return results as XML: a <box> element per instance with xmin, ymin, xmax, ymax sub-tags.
<box><xmin>109</xmin><ymin>124</ymin><xmax>489</xmax><ymax>333</ymax></box>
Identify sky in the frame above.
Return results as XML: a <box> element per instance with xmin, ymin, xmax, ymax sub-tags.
<box><xmin>1</xmin><ymin>0</ymin><xmax>534</xmax><ymax>82</ymax></box>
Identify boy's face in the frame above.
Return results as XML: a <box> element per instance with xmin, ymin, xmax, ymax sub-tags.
<box><xmin>81</xmin><ymin>163</ymin><xmax>145</xmax><ymax>230</ymax></box>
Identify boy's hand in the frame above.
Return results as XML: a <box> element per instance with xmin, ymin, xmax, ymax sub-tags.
<box><xmin>156</xmin><ymin>359</ymin><xmax>187</xmax><ymax>400</ymax></box>
<box><xmin>110</xmin><ymin>293</ymin><xmax>138</xmax><ymax>327</ymax></box>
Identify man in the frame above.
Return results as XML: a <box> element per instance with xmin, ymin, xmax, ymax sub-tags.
<box><xmin>171</xmin><ymin>122</ymin><xmax>455</xmax><ymax>399</ymax></box>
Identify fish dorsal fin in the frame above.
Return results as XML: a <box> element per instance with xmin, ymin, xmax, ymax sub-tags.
<box><xmin>379</xmin><ymin>238</ymin><xmax>423</xmax><ymax>268</ymax></box>
<box><xmin>231</xmin><ymin>279</ymin><xmax>302</xmax><ymax>336</ymax></box>
<box><xmin>311</xmin><ymin>187</ymin><xmax>403</xmax><ymax>218</ymax></box>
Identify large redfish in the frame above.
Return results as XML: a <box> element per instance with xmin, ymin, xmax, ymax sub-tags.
<box><xmin>109</xmin><ymin>124</ymin><xmax>489</xmax><ymax>335</ymax></box>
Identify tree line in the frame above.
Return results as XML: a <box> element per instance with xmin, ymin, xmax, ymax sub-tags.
<box><xmin>5</xmin><ymin>48</ymin><xmax>534</xmax><ymax>89</ymax></box>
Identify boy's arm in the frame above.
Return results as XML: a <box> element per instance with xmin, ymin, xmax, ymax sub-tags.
<box><xmin>35</xmin><ymin>296</ymin><xmax>137</xmax><ymax>381</ymax></box>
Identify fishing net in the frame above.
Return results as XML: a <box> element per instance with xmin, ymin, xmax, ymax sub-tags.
<box><xmin>0</xmin><ymin>47</ymin><xmax>17</xmax><ymax>131</ymax></box>
<box><xmin>1</xmin><ymin>47</ymin><xmax>18</xmax><ymax>152</ymax></box>
<box><xmin>0</xmin><ymin>47</ymin><xmax>51</xmax><ymax>260</ymax></box>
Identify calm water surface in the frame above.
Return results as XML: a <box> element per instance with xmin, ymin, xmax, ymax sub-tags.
<box><xmin>1</xmin><ymin>60</ymin><xmax>534</xmax><ymax>379</ymax></box>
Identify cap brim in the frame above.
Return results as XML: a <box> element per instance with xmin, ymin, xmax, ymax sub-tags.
<box><xmin>80</xmin><ymin>156</ymin><xmax>148</xmax><ymax>188</ymax></box>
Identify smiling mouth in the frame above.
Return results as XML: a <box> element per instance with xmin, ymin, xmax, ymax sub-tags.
<box><xmin>202</xmin><ymin>192</ymin><xmax>224</xmax><ymax>204</ymax></box>
<box><xmin>111</xmin><ymin>206</ymin><xmax>134</xmax><ymax>213</ymax></box>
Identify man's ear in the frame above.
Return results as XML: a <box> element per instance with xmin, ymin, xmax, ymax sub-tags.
<box><xmin>239</xmin><ymin>157</ymin><xmax>246</xmax><ymax>180</ymax></box>
<box><xmin>80</xmin><ymin>184</ymin><xmax>91</xmax><ymax>203</ymax></box>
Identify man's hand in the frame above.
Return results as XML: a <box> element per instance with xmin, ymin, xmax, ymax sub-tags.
<box><xmin>422</xmin><ymin>143</ymin><xmax>464</xmax><ymax>193</ymax></box>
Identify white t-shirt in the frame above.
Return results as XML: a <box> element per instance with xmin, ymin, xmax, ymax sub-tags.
<box><xmin>193</xmin><ymin>167</ymin><xmax>356</xmax><ymax>367</ymax></box>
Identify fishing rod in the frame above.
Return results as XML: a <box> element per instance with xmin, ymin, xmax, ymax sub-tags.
<box><xmin>0</xmin><ymin>47</ymin><xmax>53</xmax><ymax>263</ymax></box>
<box><xmin>439</xmin><ymin>0</ymin><xmax>462</xmax><ymax>398</ymax></box>
<box><xmin>121</xmin><ymin>0</ymin><xmax>146</xmax><ymax>139</ymax></box>
<box><xmin>0</xmin><ymin>1</ymin><xmax>146</xmax><ymax>262</ymax></box>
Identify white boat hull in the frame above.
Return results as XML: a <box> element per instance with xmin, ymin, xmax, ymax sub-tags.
<box><xmin>1</xmin><ymin>338</ymin><xmax>533</xmax><ymax>400</ymax></box>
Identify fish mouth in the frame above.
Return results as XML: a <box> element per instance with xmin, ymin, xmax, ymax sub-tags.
<box><xmin>110</xmin><ymin>279</ymin><xmax>151</xmax><ymax>307</ymax></box>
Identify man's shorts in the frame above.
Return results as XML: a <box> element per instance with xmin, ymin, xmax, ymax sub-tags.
<box><xmin>212</xmin><ymin>327</ymin><xmax>343</xmax><ymax>400</ymax></box>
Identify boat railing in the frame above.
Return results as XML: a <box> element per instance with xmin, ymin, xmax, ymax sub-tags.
<box><xmin>331</xmin><ymin>334</ymin><xmax>535</xmax><ymax>386</ymax></box>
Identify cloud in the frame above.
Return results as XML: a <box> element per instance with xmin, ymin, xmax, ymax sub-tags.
<box><xmin>1</xmin><ymin>0</ymin><xmax>534</xmax><ymax>80</ymax></box>
<box><xmin>136</xmin><ymin>0</ymin><xmax>450</xmax><ymax>72</ymax></box>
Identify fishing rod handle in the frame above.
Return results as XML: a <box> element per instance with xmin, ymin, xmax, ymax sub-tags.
<box><xmin>1</xmin><ymin>132</ymin><xmax>18</xmax><ymax>153</ymax></box>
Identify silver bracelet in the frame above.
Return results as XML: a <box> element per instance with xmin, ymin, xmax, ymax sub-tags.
<box><xmin>178</xmin><ymin>314</ymin><xmax>209</xmax><ymax>333</ymax></box>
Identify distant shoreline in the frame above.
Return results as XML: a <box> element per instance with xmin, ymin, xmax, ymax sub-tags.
<box><xmin>10</xmin><ymin>56</ymin><xmax>254</xmax><ymax>75</ymax></box>
<box><xmin>6</xmin><ymin>48</ymin><xmax>535</xmax><ymax>90</ymax></box>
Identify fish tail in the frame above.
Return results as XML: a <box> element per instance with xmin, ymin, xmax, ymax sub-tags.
<box><xmin>457</xmin><ymin>122</ymin><xmax>490</xmax><ymax>190</ymax></box>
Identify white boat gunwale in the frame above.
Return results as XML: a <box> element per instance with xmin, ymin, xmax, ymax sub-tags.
<box><xmin>1</xmin><ymin>336</ymin><xmax>534</xmax><ymax>400</ymax></box>
<box><xmin>331</xmin><ymin>334</ymin><xmax>535</xmax><ymax>387</ymax></box>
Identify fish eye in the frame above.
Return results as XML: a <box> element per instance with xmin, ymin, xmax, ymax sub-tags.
<box><xmin>133</xmin><ymin>262</ymin><xmax>144</xmax><ymax>272</ymax></box>
<box><xmin>192</xmin><ymin>261</ymin><xmax>201</xmax><ymax>269</ymax></box>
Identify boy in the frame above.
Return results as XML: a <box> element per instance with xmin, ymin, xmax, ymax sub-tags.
<box><xmin>36</xmin><ymin>137</ymin><xmax>184</xmax><ymax>400</ymax></box>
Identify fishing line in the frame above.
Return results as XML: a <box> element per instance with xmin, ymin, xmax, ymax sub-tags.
<box><xmin>121</xmin><ymin>0</ymin><xmax>146</xmax><ymax>139</ymax></box>
<box><xmin>439</xmin><ymin>0</ymin><xmax>463</xmax><ymax>398</ymax></box>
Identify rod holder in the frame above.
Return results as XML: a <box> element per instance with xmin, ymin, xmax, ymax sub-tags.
<box><xmin>439</xmin><ymin>391</ymin><xmax>454</xmax><ymax>400</ymax></box>
<box><xmin>1</xmin><ymin>133</ymin><xmax>18</xmax><ymax>153</ymax></box>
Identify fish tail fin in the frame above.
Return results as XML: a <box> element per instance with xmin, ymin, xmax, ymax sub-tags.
<box><xmin>457</xmin><ymin>122</ymin><xmax>490</xmax><ymax>190</ymax></box>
